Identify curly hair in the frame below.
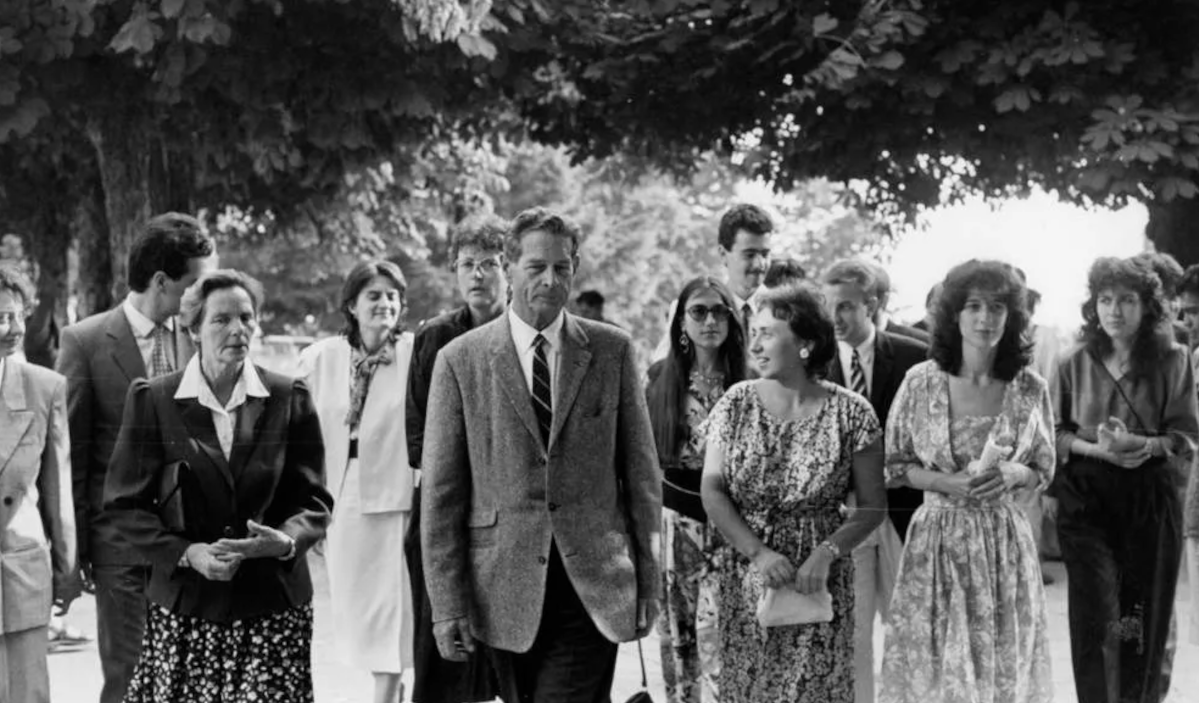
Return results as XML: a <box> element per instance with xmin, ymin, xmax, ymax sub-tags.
<box><xmin>929</xmin><ymin>260</ymin><xmax>1032</xmax><ymax>381</ymax></box>
<box><xmin>338</xmin><ymin>259</ymin><xmax>408</xmax><ymax>349</ymax></box>
<box><xmin>0</xmin><ymin>263</ymin><xmax>35</xmax><ymax>308</ymax></box>
<box><xmin>505</xmin><ymin>207</ymin><xmax>581</xmax><ymax>261</ymax></box>
<box><xmin>1079</xmin><ymin>256</ymin><xmax>1172</xmax><ymax>375</ymax></box>
<box><xmin>647</xmin><ymin>277</ymin><xmax>747</xmax><ymax>465</ymax></box>
<box><xmin>179</xmin><ymin>269</ymin><xmax>265</xmax><ymax>333</ymax></box>
<box><xmin>756</xmin><ymin>282</ymin><xmax>836</xmax><ymax>379</ymax></box>
<box><xmin>449</xmin><ymin>213</ymin><xmax>507</xmax><ymax>263</ymax></box>
<box><xmin>1132</xmin><ymin>251</ymin><xmax>1184</xmax><ymax>299</ymax></box>
<box><xmin>717</xmin><ymin>203</ymin><xmax>774</xmax><ymax>251</ymax></box>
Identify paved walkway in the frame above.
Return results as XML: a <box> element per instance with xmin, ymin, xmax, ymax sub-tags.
<box><xmin>47</xmin><ymin>558</ymin><xmax>1198</xmax><ymax>702</ymax></box>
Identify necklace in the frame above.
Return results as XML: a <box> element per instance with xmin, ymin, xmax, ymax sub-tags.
<box><xmin>690</xmin><ymin>368</ymin><xmax>724</xmax><ymax>385</ymax></box>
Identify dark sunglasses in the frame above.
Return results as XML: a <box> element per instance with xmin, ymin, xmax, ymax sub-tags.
<box><xmin>685</xmin><ymin>304</ymin><xmax>732</xmax><ymax>323</ymax></box>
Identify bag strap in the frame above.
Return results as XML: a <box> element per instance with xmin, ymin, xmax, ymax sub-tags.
<box><xmin>1092</xmin><ymin>349</ymin><xmax>1154</xmax><ymax>434</ymax></box>
<box><xmin>636</xmin><ymin>638</ymin><xmax>648</xmax><ymax>690</ymax></box>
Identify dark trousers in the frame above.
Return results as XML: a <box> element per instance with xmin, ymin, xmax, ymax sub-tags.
<box><xmin>1057</xmin><ymin>459</ymin><xmax>1182</xmax><ymax>703</ymax></box>
<box><xmin>489</xmin><ymin>545</ymin><xmax>618</xmax><ymax>703</ymax></box>
<box><xmin>92</xmin><ymin>564</ymin><xmax>149</xmax><ymax>703</ymax></box>
<box><xmin>887</xmin><ymin>486</ymin><xmax>923</xmax><ymax>542</ymax></box>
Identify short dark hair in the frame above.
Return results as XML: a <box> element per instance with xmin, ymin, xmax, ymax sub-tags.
<box><xmin>1132</xmin><ymin>251</ymin><xmax>1185</xmax><ymax>299</ymax></box>
<box><xmin>339</xmin><ymin>259</ymin><xmax>408</xmax><ymax>349</ymax></box>
<box><xmin>924</xmin><ymin>282</ymin><xmax>943</xmax><ymax>309</ymax></box>
<box><xmin>821</xmin><ymin>259</ymin><xmax>878</xmax><ymax>297</ymax></box>
<box><xmin>127</xmin><ymin>213</ymin><xmax>215</xmax><ymax>293</ymax></box>
<box><xmin>576</xmin><ymin>290</ymin><xmax>605</xmax><ymax>308</ymax></box>
<box><xmin>1079</xmin><ymin>257</ymin><xmax>1172</xmax><ymax>376</ymax></box>
<box><xmin>870</xmin><ymin>262</ymin><xmax>893</xmax><ymax>307</ymax></box>
<box><xmin>1179</xmin><ymin>264</ymin><xmax>1199</xmax><ymax>298</ymax></box>
<box><xmin>929</xmin><ymin>260</ymin><xmax>1032</xmax><ymax>381</ymax></box>
<box><xmin>0</xmin><ymin>263</ymin><xmax>35</xmax><ymax>308</ymax></box>
<box><xmin>450</xmin><ymin>214</ymin><xmax>507</xmax><ymax>263</ymax></box>
<box><xmin>179</xmin><ymin>269</ymin><xmax>264</xmax><ymax>333</ymax></box>
<box><xmin>717</xmin><ymin>204</ymin><xmax>773</xmax><ymax>252</ymax></box>
<box><xmin>764</xmin><ymin>258</ymin><xmax>807</xmax><ymax>288</ymax></box>
<box><xmin>756</xmin><ymin>283</ymin><xmax>836</xmax><ymax>379</ymax></box>
<box><xmin>505</xmin><ymin>207</ymin><xmax>581</xmax><ymax>261</ymax></box>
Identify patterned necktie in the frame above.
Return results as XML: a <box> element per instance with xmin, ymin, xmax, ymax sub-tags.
<box><xmin>741</xmin><ymin>302</ymin><xmax>753</xmax><ymax>336</ymax></box>
<box><xmin>850</xmin><ymin>348</ymin><xmax>868</xmax><ymax>399</ymax></box>
<box><xmin>150</xmin><ymin>325</ymin><xmax>174</xmax><ymax>377</ymax></box>
<box><xmin>532</xmin><ymin>334</ymin><xmax>553</xmax><ymax>447</ymax></box>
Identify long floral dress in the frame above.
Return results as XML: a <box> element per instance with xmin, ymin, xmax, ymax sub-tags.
<box><xmin>880</xmin><ymin>361</ymin><xmax>1055</xmax><ymax>703</ymax></box>
<box><xmin>658</xmin><ymin>371</ymin><xmax>726</xmax><ymax>703</ymax></box>
<box><xmin>704</xmin><ymin>380</ymin><xmax>881</xmax><ymax>703</ymax></box>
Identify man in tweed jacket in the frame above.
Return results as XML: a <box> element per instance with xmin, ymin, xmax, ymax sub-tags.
<box><xmin>421</xmin><ymin>207</ymin><xmax>661</xmax><ymax>703</ymax></box>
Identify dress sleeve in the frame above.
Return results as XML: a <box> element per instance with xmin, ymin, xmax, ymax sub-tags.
<box><xmin>845</xmin><ymin>392</ymin><xmax>882</xmax><ymax>453</ymax></box>
<box><xmin>884</xmin><ymin>373</ymin><xmax>922</xmax><ymax>484</ymax></box>
<box><xmin>1021</xmin><ymin>373</ymin><xmax>1058</xmax><ymax>492</ymax></box>
<box><xmin>702</xmin><ymin>384</ymin><xmax>742</xmax><ymax>454</ymax></box>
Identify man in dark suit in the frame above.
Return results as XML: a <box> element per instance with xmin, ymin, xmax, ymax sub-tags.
<box><xmin>56</xmin><ymin>213</ymin><xmax>214</xmax><ymax>703</ymax></box>
<box><xmin>822</xmin><ymin>259</ymin><xmax>927</xmax><ymax>703</ymax></box>
<box><xmin>422</xmin><ymin>207</ymin><xmax>661</xmax><ymax>703</ymax></box>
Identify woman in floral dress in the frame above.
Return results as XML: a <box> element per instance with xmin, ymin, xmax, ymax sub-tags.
<box><xmin>647</xmin><ymin>276</ymin><xmax>748</xmax><ymax>703</ymax></box>
<box><xmin>700</xmin><ymin>284</ymin><xmax>886</xmax><ymax>703</ymax></box>
<box><xmin>880</xmin><ymin>260</ymin><xmax>1055</xmax><ymax>703</ymax></box>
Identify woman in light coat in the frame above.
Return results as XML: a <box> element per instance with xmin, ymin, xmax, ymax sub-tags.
<box><xmin>300</xmin><ymin>259</ymin><xmax>417</xmax><ymax>703</ymax></box>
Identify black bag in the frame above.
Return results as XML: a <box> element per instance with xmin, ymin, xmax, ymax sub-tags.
<box><xmin>623</xmin><ymin>640</ymin><xmax>655</xmax><ymax>703</ymax></box>
<box><xmin>662</xmin><ymin>466</ymin><xmax>706</xmax><ymax>522</ymax></box>
<box><xmin>156</xmin><ymin>460</ymin><xmax>190</xmax><ymax>532</ymax></box>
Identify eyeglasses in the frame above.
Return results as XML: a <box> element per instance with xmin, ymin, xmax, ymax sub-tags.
<box><xmin>454</xmin><ymin>259</ymin><xmax>500</xmax><ymax>275</ymax></box>
<box><xmin>685</xmin><ymin>304</ymin><xmax>732</xmax><ymax>323</ymax></box>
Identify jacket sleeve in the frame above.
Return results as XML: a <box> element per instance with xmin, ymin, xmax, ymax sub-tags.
<box><xmin>272</xmin><ymin>379</ymin><xmax>333</xmax><ymax>563</ymax></box>
<box><xmin>55</xmin><ymin>325</ymin><xmax>93</xmax><ymax>565</ymax></box>
<box><xmin>103</xmin><ymin>380</ymin><xmax>191</xmax><ymax>576</ymax></box>
<box><xmin>615</xmin><ymin>338</ymin><xmax>663</xmax><ymax>599</ymax></box>
<box><xmin>37</xmin><ymin>376</ymin><xmax>77</xmax><ymax>599</ymax></box>
<box><xmin>406</xmin><ymin>327</ymin><xmax>434</xmax><ymax>468</ymax></box>
<box><xmin>420</xmin><ymin>351</ymin><xmax>472</xmax><ymax>623</ymax></box>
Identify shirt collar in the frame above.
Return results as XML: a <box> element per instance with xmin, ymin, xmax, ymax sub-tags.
<box><xmin>123</xmin><ymin>295</ymin><xmax>174</xmax><ymax>338</ymax></box>
<box><xmin>174</xmin><ymin>355</ymin><xmax>269</xmax><ymax>408</ymax></box>
<box><xmin>508</xmin><ymin>306</ymin><xmax>565</xmax><ymax>352</ymax></box>
<box><xmin>838</xmin><ymin>325</ymin><xmax>876</xmax><ymax>358</ymax></box>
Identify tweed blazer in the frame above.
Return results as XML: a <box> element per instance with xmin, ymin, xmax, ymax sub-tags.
<box><xmin>57</xmin><ymin>306</ymin><xmax>194</xmax><ymax>566</ymax></box>
<box><xmin>0</xmin><ymin>360</ymin><xmax>75</xmax><ymax>634</ymax></box>
<box><xmin>421</xmin><ymin>312</ymin><xmax>662</xmax><ymax>653</ymax></box>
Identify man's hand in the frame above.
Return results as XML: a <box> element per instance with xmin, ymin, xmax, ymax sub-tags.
<box><xmin>78</xmin><ymin>560</ymin><xmax>95</xmax><ymax>594</ymax></box>
<box><xmin>433</xmin><ymin>617</ymin><xmax>476</xmax><ymax>662</ymax></box>
<box><xmin>211</xmin><ymin>520</ymin><xmax>293</xmax><ymax>560</ymax></box>
<box><xmin>53</xmin><ymin>576</ymin><xmax>83</xmax><ymax>616</ymax></box>
<box><xmin>185</xmin><ymin>543</ymin><xmax>243</xmax><ymax>582</ymax></box>
<box><xmin>636</xmin><ymin>598</ymin><xmax>659</xmax><ymax>637</ymax></box>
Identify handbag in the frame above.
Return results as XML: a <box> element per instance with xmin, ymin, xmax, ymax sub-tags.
<box><xmin>756</xmin><ymin>586</ymin><xmax>834</xmax><ymax>627</ymax></box>
<box><xmin>156</xmin><ymin>460</ymin><xmax>190</xmax><ymax>533</ymax></box>
<box><xmin>622</xmin><ymin>639</ymin><xmax>655</xmax><ymax>703</ymax></box>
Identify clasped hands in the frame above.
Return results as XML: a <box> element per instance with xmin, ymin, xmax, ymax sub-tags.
<box><xmin>940</xmin><ymin>460</ymin><xmax>1035</xmax><ymax>501</ymax></box>
<box><xmin>1093</xmin><ymin>416</ymin><xmax>1153</xmax><ymax>469</ymax></box>
<box><xmin>185</xmin><ymin>519</ymin><xmax>293</xmax><ymax>582</ymax></box>
<box><xmin>752</xmin><ymin>546</ymin><xmax>829</xmax><ymax>595</ymax></box>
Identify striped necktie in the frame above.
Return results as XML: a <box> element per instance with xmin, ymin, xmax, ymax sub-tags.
<box><xmin>850</xmin><ymin>348</ymin><xmax>868</xmax><ymax>399</ymax></box>
<box><xmin>741</xmin><ymin>302</ymin><xmax>753</xmax><ymax>336</ymax></box>
<box><xmin>150</xmin><ymin>325</ymin><xmax>174</xmax><ymax>377</ymax></box>
<box><xmin>532</xmin><ymin>334</ymin><xmax>553</xmax><ymax>447</ymax></box>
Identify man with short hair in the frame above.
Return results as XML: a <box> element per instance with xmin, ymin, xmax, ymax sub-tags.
<box><xmin>763</xmin><ymin>257</ymin><xmax>807</xmax><ymax>289</ymax></box>
<box><xmin>822</xmin><ymin>258</ymin><xmax>927</xmax><ymax>703</ymax></box>
<box><xmin>912</xmin><ymin>282</ymin><xmax>942</xmax><ymax>334</ymax></box>
<box><xmin>1134</xmin><ymin>251</ymin><xmax>1189</xmax><ymax>345</ymax></box>
<box><xmin>869</xmin><ymin>263</ymin><xmax>930</xmax><ymax>345</ymax></box>
<box><xmin>422</xmin><ymin>207</ymin><xmax>661</xmax><ymax>703</ymax></box>
<box><xmin>574</xmin><ymin>290</ymin><xmax>615</xmax><ymax>326</ymax></box>
<box><xmin>56</xmin><ymin>213</ymin><xmax>214</xmax><ymax>703</ymax></box>
<box><xmin>717</xmin><ymin>203</ymin><xmax>773</xmax><ymax>332</ymax></box>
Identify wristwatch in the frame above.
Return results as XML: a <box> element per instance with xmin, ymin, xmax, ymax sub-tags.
<box><xmin>277</xmin><ymin>533</ymin><xmax>297</xmax><ymax>561</ymax></box>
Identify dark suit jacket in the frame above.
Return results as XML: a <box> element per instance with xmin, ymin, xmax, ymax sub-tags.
<box><xmin>421</xmin><ymin>313</ymin><xmax>661</xmax><ymax>652</ymax></box>
<box><xmin>885</xmin><ymin>319</ymin><xmax>931</xmax><ymax>346</ymax></box>
<box><xmin>406</xmin><ymin>306</ymin><xmax>476</xmax><ymax>468</ymax></box>
<box><xmin>829</xmin><ymin>329</ymin><xmax>928</xmax><ymax>538</ymax></box>
<box><xmin>103</xmin><ymin>367</ymin><xmax>332</xmax><ymax>624</ymax></box>
<box><xmin>57</xmin><ymin>306</ymin><xmax>194</xmax><ymax>566</ymax></box>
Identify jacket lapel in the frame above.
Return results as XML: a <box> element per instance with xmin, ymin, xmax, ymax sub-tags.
<box><xmin>0</xmin><ymin>362</ymin><xmax>32</xmax><ymax>479</ymax></box>
<box><xmin>491</xmin><ymin>317</ymin><xmax>544</xmax><ymax>447</ymax></box>
<box><xmin>176</xmin><ymin>397</ymin><xmax>235</xmax><ymax>491</ymax></box>
<box><xmin>106</xmin><ymin>308</ymin><xmax>146</xmax><ymax>382</ymax></box>
<box><xmin>550</xmin><ymin>315</ymin><xmax>592</xmax><ymax>449</ymax></box>
<box><xmin>828</xmin><ymin>352</ymin><xmax>845</xmax><ymax>387</ymax></box>
<box><xmin>871</xmin><ymin>332</ymin><xmax>895</xmax><ymax>415</ymax></box>
<box><xmin>229</xmin><ymin>394</ymin><xmax>267</xmax><ymax>485</ymax></box>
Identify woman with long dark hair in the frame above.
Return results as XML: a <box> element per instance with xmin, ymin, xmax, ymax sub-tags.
<box><xmin>647</xmin><ymin>276</ymin><xmax>747</xmax><ymax>703</ymax></box>
<box><xmin>881</xmin><ymin>260</ymin><xmax>1055</xmax><ymax>703</ymax></box>
<box><xmin>1053</xmin><ymin>256</ymin><xmax>1198</xmax><ymax>703</ymax></box>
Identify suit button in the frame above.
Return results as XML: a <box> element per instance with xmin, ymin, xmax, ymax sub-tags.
<box><xmin>538</xmin><ymin>457</ymin><xmax>547</xmax><ymax>466</ymax></box>
<box><xmin>223</xmin><ymin>526</ymin><xmax>235</xmax><ymax>537</ymax></box>
<box><xmin>538</xmin><ymin>556</ymin><xmax>547</xmax><ymax>565</ymax></box>
<box><xmin>1</xmin><ymin>496</ymin><xmax>11</xmax><ymax>506</ymax></box>
<box><xmin>548</xmin><ymin>503</ymin><xmax>558</xmax><ymax>512</ymax></box>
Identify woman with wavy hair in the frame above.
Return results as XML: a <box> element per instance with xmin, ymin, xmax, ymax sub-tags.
<box><xmin>646</xmin><ymin>276</ymin><xmax>747</xmax><ymax>703</ymax></box>
<box><xmin>881</xmin><ymin>260</ymin><xmax>1055</xmax><ymax>703</ymax></box>
<box><xmin>1052</xmin><ymin>256</ymin><xmax>1198</xmax><ymax>703</ymax></box>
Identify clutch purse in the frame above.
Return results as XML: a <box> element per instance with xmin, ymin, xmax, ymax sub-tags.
<box><xmin>756</xmin><ymin>586</ymin><xmax>834</xmax><ymax>627</ymax></box>
<box><xmin>156</xmin><ymin>460</ymin><xmax>189</xmax><ymax>533</ymax></box>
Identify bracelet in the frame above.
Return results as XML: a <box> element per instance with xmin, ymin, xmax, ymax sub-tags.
<box><xmin>818</xmin><ymin>540</ymin><xmax>841</xmax><ymax>560</ymax></box>
<box><xmin>277</xmin><ymin>534</ymin><xmax>297</xmax><ymax>561</ymax></box>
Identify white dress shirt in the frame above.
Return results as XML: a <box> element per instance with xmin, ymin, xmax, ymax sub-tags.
<box><xmin>174</xmin><ymin>356</ymin><xmax>269</xmax><ymax>459</ymax></box>
<box><xmin>123</xmin><ymin>296</ymin><xmax>177</xmax><ymax>372</ymax></box>
<box><xmin>837</xmin><ymin>327</ymin><xmax>876</xmax><ymax>398</ymax></box>
<box><xmin>508</xmin><ymin>307</ymin><xmax>564</xmax><ymax>411</ymax></box>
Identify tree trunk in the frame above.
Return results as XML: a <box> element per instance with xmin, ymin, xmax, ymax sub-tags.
<box><xmin>23</xmin><ymin>206</ymin><xmax>71</xmax><ymax>368</ymax></box>
<box><xmin>1146</xmin><ymin>197</ymin><xmax>1199</xmax><ymax>267</ymax></box>
<box><xmin>74</xmin><ymin>177</ymin><xmax>113</xmax><ymax>319</ymax></box>
<box><xmin>87</xmin><ymin>109</ymin><xmax>154</xmax><ymax>302</ymax></box>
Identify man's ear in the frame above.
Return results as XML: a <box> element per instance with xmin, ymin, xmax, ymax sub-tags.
<box><xmin>500</xmin><ymin>254</ymin><xmax>511</xmax><ymax>278</ymax></box>
<box><xmin>864</xmin><ymin>295</ymin><xmax>880</xmax><ymax>317</ymax></box>
<box><xmin>571</xmin><ymin>254</ymin><xmax>581</xmax><ymax>273</ymax></box>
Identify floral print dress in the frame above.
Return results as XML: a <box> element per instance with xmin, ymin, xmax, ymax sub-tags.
<box><xmin>880</xmin><ymin>361</ymin><xmax>1055</xmax><ymax>703</ymax></box>
<box><xmin>704</xmin><ymin>381</ymin><xmax>881</xmax><ymax>703</ymax></box>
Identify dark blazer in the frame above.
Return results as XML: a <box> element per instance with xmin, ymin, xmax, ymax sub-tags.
<box><xmin>885</xmin><ymin>319</ymin><xmax>931</xmax><ymax>346</ymax></box>
<box><xmin>103</xmin><ymin>366</ymin><xmax>332</xmax><ymax>624</ymax></box>
<box><xmin>406</xmin><ymin>306</ymin><xmax>476</xmax><ymax>468</ymax></box>
<box><xmin>57</xmin><ymin>306</ymin><xmax>194</xmax><ymax>566</ymax></box>
<box><xmin>829</xmin><ymin>329</ymin><xmax>928</xmax><ymax>539</ymax></box>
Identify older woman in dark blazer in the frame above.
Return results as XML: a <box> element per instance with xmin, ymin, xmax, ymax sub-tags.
<box><xmin>105</xmin><ymin>269</ymin><xmax>333</xmax><ymax>703</ymax></box>
<box><xmin>0</xmin><ymin>264</ymin><xmax>77</xmax><ymax>703</ymax></box>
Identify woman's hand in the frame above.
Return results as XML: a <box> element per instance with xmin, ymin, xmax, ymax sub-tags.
<box><xmin>1088</xmin><ymin>440</ymin><xmax>1152</xmax><ymax>469</ymax></box>
<box><xmin>794</xmin><ymin>548</ymin><xmax>832</xmax><ymax>595</ymax></box>
<box><xmin>933</xmin><ymin>472</ymin><xmax>977</xmax><ymax>499</ymax></box>
<box><xmin>969</xmin><ymin>468</ymin><xmax>1007</xmax><ymax>500</ymax></box>
<box><xmin>185</xmin><ymin>543</ymin><xmax>243</xmax><ymax>582</ymax></box>
<box><xmin>211</xmin><ymin>520</ymin><xmax>294</xmax><ymax>560</ymax></box>
<box><xmin>751</xmin><ymin>548</ymin><xmax>796</xmax><ymax>590</ymax></box>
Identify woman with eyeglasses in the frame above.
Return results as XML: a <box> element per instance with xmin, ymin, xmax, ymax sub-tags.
<box><xmin>299</xmin><ymin>260</ymin><xmax>417</xmax><ymax>703</ymax></box>
<box><xmin>646</xmin><ymin>276</ymin><xmax>748</xmax><ymax>703</ymax></box>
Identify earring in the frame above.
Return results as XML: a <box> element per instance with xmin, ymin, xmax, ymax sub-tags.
<box><xmin>679</xmin><ymin>332</ymin><xmax>690</xmax><ymax>354</ymax></box>
<box><xmin>799</xmin><ymin>347</ymin><xmax>810</xmax><ymax>359</ymax></box>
